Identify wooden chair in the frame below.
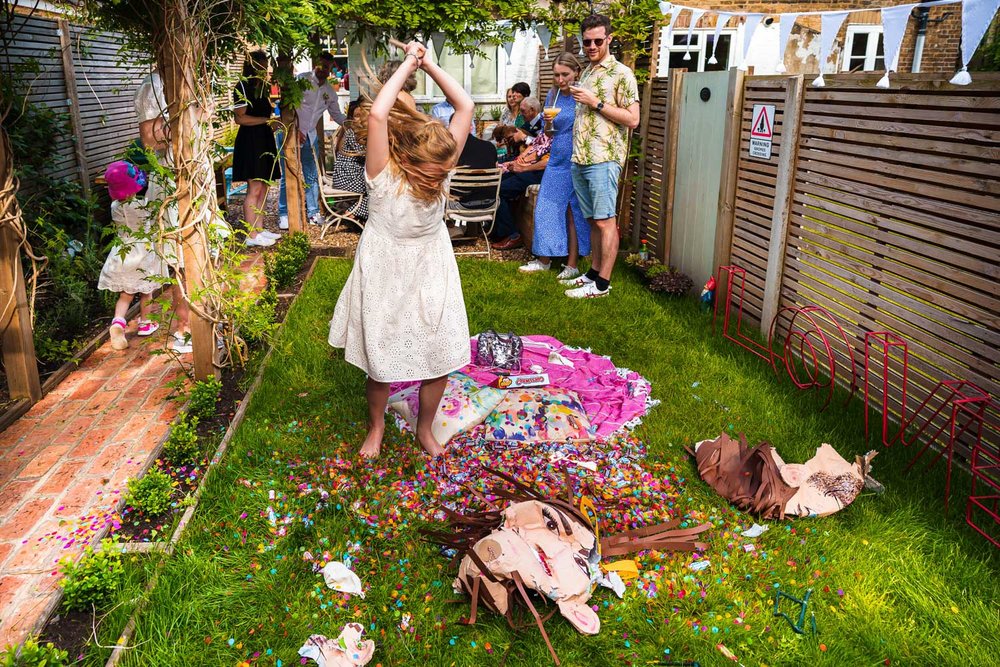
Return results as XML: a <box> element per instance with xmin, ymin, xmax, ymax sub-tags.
<box><xmin>445</xmin><ymin>167</ymin><xmax>503</xmax><ymax>259</ymax></box>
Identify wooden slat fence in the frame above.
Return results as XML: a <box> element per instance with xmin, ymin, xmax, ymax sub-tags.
<box><xmin>67</xmin><ymin>24</ymin><xmax>149</xmax><ymax>190</ymax></box>
<box><xmin>779</xmin><ymin>73</ymin><xmax>1000</xmax><ymax>459</ymax></box>
<box><xmin>9</xmin><ymin>14</ymin><xmax>239</xmax><ymax>206</ymax></box>
<box><xmin>630</xmin><ymin>76</ymin><xmax>672</xmax><ymax>259</ymax></box>
<box><xmin>6</xmin><ymin>15</ymin><xmax>78</xmax><ymax>187</ymax></box>
<box><xmin>729</xmin><ymin>76</ymin><xmax>792</xmax><ymax>327</ymax></box>
<box><xmin>718</xmin><ymin>72</ymin><xmax>999</xmax><ymax>460</ymax></box>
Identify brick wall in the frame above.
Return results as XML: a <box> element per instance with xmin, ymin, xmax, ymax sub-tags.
<box><xmin>666</xmin><ymin>1</ymin><xmax>963</xmax><ymax>74</ymax></box>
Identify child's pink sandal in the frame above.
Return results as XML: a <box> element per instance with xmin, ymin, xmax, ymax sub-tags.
<box><xmin>109</xmin><ymin>317</ymin><xmax>128</xmax><ymax>350</ymax></box>
<box><xmin>137</xmin><ymin>320</ymin><xmax>159</xmax><ymax>337</ymax></box>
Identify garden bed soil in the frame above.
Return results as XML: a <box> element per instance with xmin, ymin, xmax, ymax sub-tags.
<box><xmin>38</xmin><ymin>608</ymin><xmax>95</xmax><ymax>665</ymax></box>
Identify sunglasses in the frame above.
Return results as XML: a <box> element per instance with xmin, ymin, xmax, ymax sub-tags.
<box><xmin>583</xmin><ymin>38</ymin><xmax>606</xmax><ymax>47</ymax></box>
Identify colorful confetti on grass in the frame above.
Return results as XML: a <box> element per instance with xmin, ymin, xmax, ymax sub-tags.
<box><xmin>207</xmin><ymin>415</ymin><xmax>851</xmax><ymax>666</ymax></box>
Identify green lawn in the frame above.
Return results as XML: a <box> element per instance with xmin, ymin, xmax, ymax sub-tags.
<box><xmin>121</xmin><ymin>258</ymin><xmax>999</xmax><ymax>666</ymax></box>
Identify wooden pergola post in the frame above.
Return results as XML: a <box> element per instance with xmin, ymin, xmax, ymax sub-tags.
<box><xmin>157</xmin><ymin>0</ymin><xmax>218</xmax><ymax>380</ymax></box>
<box><xmin>0</xmin><ymin>130</ymin><xmax>42</xmax><ymax>402</ymax></box>
<box><xmin>278</xmin><ymin>51</ymin><xmax>307</xmax><ymax>233</ymax></box>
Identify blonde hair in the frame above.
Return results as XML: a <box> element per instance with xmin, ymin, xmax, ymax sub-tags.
<box><xmin>354</xmin><ymin>99</ymin><xmax>458</xmax><ymax>203</ymax></box>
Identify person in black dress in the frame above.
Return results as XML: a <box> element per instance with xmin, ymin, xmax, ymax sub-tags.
<box><xmin>232</xmin><ymin>49</ymin><xmax>278</xmax><ymax>247</ymax></box>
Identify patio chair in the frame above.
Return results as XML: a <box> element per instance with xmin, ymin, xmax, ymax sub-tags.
<box><xmin>319</xmin><ymin>186</ymin><xmax>364</xmax><ymax>238</ymax></box>
<box><xmin>445</xmin><ymin>167</ymin><xmax>503</xmax><ymax>260</ymax></box>
<box><xmin>310</xmin><ymin>126</ymin><xmax>365</xmax><ymax>238</ymax></box>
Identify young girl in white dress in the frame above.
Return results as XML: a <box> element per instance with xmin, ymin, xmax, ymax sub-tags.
<box><xmin>328</xmin><ymin>41</ymin><xmax>474</xmax><ymax>459</ymax></box>
<box><xmin>98</xmin><ymin>160</ymin><xmax>168</xmax><ymax>350</ymax></box>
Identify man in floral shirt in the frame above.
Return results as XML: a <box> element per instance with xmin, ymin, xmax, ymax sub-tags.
<box><xmin>564</xmin><ymin>13</ymin><xmax>640</xmax><ymax>299</ymax></box>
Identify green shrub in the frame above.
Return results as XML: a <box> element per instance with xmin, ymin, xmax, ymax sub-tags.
<box><xmin>263</xmin><ymin>231</ymin><xmax>310</xmax><ymax>289</ymax></box>
<box><xmin>644</xmin><ymin>263</ymin><xmax>670</xmax><ymax>279</ymax></box>
<box><xmin>124</xmin><ymin>469</ymin><xmax>175</xmax><ymax>516</ymax></box>
<box><xmin>187</xmin><ymin>377</ymin><xmax>222</xmax><ymax>420</ymax></box>
<box><xmin>162</xmin><ymin>414</ymin><xmax>200</xmax><ymax>464</ymax></box>
<box><xmin>58</xmin><ymin>539</ymin><xmax>124</xmax><ymax>612</ymax></box>
<box><xmin>0</xmin><ymin>638</ymin><xmax>69</xmax><ymax>667</ymax></box>
<box><xmin>227</xmin><ymin>286</ymin><xmax>277</xmax><ymax>348</ymax></box>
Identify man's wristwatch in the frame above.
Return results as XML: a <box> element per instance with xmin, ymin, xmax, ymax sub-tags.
<box><xmin>596</xmin><ymin>101</ymin><xmax>605</xmax><ymax>112</ymax></box>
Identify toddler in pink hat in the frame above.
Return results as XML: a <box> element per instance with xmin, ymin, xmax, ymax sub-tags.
<box><xmin>97</xmin><ymin>161</ymin><xmax>168</xmax><ymax>350</ymax></box>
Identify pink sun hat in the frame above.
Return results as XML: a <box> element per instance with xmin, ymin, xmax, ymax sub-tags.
<box><xmin>104</xmin><ymin>160</ymin><xmax>148</xmax><ymax>201</ymax></box>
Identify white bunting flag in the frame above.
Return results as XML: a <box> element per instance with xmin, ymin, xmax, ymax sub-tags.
<box><xmin>951</xmin><ymin>0</ymin><xmax>1000</xmax><ymax>84</ymax></box>
<box><xmin>775</xmin><ymin>13</ymin><xmax>799</xmax><ymax>73</ymax></box>
<box><xmin>877</xmin><ymin>4</ymin><xmax>917</xmax><ymax>87</ymax></box>
<box><xmin>503</xmin><ymin>33</ymin><xmax>516</xmax><ymax>65</ymax></box>
<box><xmin>658</xmin><ymin>1</ymin><xmax>672</xmax><ymax>16</ymax></box>
<box><xmin>812</xmin><ymin>11</ymin><xmax>849</xmax><ymax>86</ymax></box>
<box><xmin>708</xmin><ymin>13</ymin><xmax>733</xmax><ymax>65</ymax></box>
<box><xmin>536</xmin><ymin>24</ymin><xmax>552</xmax><ymax>60</ymax></box>
<box><xmin>684</xmin><ymin>9</ymin><xmax>707</xmax><ymax>60</ymax></box>
<box><xmin>739</xmin><ymin>13</ymin><xmax>764</xmax><ymax>71</ymax></box>
<box><xmin>662</xmin><ymin>5</ymin><xmax>683</xmax><ymax>43</ymax></box>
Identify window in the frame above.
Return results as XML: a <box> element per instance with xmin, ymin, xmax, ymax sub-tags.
<box><xmin>658</xmin><ymin>28</ymin><xmax>736</xmax><ymax>74</ymax></box>
<box><xmin>413</xmin><ymin>46</ymin><xmax>507</xmax><ymax>102</ymax></box>
<box><xmin>842</xmin><ymin>25</ymin><xmax>885</xmax><ymax>72</ymax></box>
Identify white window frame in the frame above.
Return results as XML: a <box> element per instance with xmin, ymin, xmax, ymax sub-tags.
<box><xmin>842</xmin><ymin>25</ymin><xmax>885</xmax><ymax>72</ymax></box>
<box><xmin>412</xmin><ymin>46</ymin><xmax>508</xmax><ymax>103</ymax></box>
<box><xmin>657</xmin><ymin>28</ymin><xmax>738</xmax><ymax>75</ymax></box>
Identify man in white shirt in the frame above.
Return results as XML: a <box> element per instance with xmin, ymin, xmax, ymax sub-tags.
<box><xmin>278</xmin><ymin>52</ymin><xmax>347</xmax><ymax>228</ymax></box>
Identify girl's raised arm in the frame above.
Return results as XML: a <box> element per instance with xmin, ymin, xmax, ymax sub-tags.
<box><xmin>420</xmin><ymin>56</ymin><xmax>474</xmax><ymax>156</ymax></box>
<box><xmin>366</xmin><ymin>42</ymin><xmax>426</xmax><ymax>178</ymax></box>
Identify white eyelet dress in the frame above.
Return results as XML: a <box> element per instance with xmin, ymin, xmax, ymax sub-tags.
<box><xmin>328</xmin><ymin>166</ymin><xmax>471</xmax><ymax>383</ymax></box>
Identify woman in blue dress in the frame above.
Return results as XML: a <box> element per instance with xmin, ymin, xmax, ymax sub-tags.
<box><xmin>518</xmin><ymin>53</ymin><xmax>590</xmax><ymax>280</ymax></box>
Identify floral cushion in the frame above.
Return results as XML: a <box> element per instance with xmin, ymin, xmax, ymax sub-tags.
<box><xmin>484</xmin><ymin>388</ymin><xmax>593</xmax><ymax>442</ymax></box>
<box><xmin>388</xmin><ymin>373</ymin><xmax>506</xmax><ymax>444</ymax></box>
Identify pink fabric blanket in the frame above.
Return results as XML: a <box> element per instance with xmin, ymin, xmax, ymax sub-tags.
<box><xmin>389</xmin><ymin>335</ymin><xmax>654</xmax><ymax>439</ymax></box>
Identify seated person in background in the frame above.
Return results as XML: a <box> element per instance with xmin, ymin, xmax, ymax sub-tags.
<box><xmin>452</xmin><ymin>113</ymin><xmax>499</xmax><ymax>212</ymax></box>
<box><xmin>518</xmin><ymin>96</ymin><xmax>544</xmax><ymax>139</ymax></box>
<box><xmin>491</xmin><ymin>125</ymin><xmax>519</xmax><ymax>165</ymax></box>
<box><xmin>492</xmin><ymin>128</ymin><xmax>552</xmax><ymax>250</ymax></box>
<box><xmin>331</xmin><ymin>100</ymin><xmax>368</xmax><ymax>224</ymax></box>
<box><xmin>500</xmin><ymin>82</ymin><xmax>531</xmax><ymax>127</ymax></box>
<box><xmin>431</xmin><ymin>100</ymin><xmax>476</xmax><ymax>134</ymax></box>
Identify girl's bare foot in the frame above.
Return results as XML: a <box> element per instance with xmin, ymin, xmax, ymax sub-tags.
<box><xmin>416</xmin><ymin>430</ymin><xmax>445</xmax><ymax>458</ymax></box>
<box><xmin>359</xmin><ymin>428</ymin><xmax>383</xmax><ymax>459</ymax></box>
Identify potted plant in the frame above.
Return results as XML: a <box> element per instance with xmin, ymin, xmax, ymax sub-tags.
<box><xmin>474</xmin><ymin>106</ymin><xmax>486</xmax><ymax>136</ymax></box>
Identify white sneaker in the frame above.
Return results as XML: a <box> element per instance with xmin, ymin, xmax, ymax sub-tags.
<box><xmin>246</xmin><ymin>234</ymin><xmax>276</xmax><ymax>247</ymax></box>
<box><xmin>565</xmin><ymin>281</ymin><xmax>610</xmax><ymax>299</ymax></box>
<box><xmin>308</xmin><ymin>214</ymin><xmax>324</xmax><ymax>227</ymax></box>
<box><xmin>519</xmin><ymin>259</ymin><xmax>551</xmax><ymax>273</ymax></box>
<box><xmin>555</xmin><ymin>265</ymin><xmax>580</xmax><ymax>281</ymax></box>
<box><xmin>279</xmin><ymin>215</ymin><xmax>289</xmax><ymax>230</ymax></box>
<box><xmin>171</xmin><ymin>331</ymin><xmax>193</xmax><ymax>354</ymax></box>
<box><xmin>559</xmin><ymin>273</ymin><xmax>594</xmax><ymax>287</ymax></box>
<box><xmin>258</xmin><ymin>230</ymin><xmax>282</xmax><ymax>240</ymax></box>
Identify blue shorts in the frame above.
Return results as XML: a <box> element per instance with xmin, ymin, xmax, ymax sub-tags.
<box><xmin>571</xmin><ymin>161</ymin><xmax>622</xmax><ymax>221</ymax></box>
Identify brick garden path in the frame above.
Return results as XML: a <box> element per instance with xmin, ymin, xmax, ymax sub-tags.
<box><xmin>0</xmin><ymin>255</ymin><xmax>265</xmax><ymax>648</ymax></box>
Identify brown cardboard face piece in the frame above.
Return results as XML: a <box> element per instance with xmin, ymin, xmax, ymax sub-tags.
<box><xmin>695</xmin><ymin>433</ymin><xmax>876</xmax><ymax>519</ymax></box>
